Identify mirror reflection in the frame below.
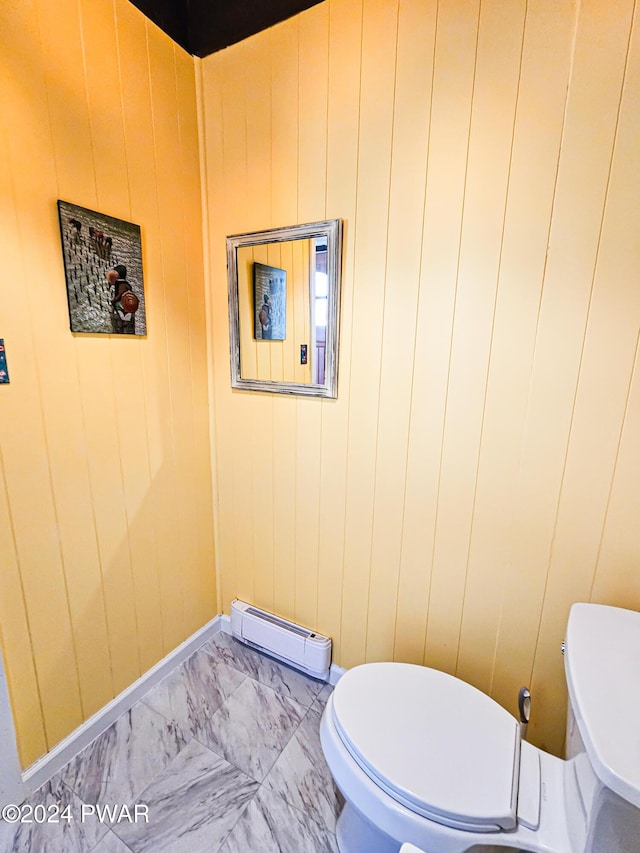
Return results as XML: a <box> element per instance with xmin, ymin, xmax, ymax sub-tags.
<box><xmin>227</xmin><ymin>220</ymin><xmax>342</xmax><ymax>398</ymax></box>
<box><xmin>237</xmin><ymin>236</ymin><xmax>328</xmax><ymax>385</ymax></box>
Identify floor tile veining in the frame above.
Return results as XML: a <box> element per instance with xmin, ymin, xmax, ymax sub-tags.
<box><xmin>1</xmin><ymin>631</ymin><xmax>342</xmax><ymax>852</ymax></box>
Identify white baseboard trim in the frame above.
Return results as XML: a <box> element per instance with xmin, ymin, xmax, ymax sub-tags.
<box><xmin>0</xmin><ymin>645</ymin><xmax>24</xmax><ymax>807</ymax></box>
<box><xmin>22</xmin><ymin>613</ymin><xmax>346</xmax><ymax>795</ymax></box>
<box><xmin>22</xmin><ymin>615</ymin><xmax>224</xmax><ymax>794</ymax></box>
<box><xmin>329</xmin><ymin>662</ymin><xmax>346</xmax><ymax>686</ymax></box>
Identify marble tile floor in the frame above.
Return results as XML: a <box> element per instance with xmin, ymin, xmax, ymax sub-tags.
<box><xmin>1</xmin><ymin>631</ymin><xmax>343</xmax><ymax>853</ymax></box>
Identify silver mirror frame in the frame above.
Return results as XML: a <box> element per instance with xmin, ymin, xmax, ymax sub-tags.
<box><xmin>226</xmin><ymin>219</ymin><xmax>342</xmax><ymax>398</ymax></box>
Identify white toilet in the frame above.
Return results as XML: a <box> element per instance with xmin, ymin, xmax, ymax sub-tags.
<box><xmin>320</xmin><ymin>603</ymin><xmax>640</xmax><ymax>853</ymax></box>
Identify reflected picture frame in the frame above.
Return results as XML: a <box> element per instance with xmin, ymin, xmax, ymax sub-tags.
<box><xmin>254</xmin><ymin>262</ymin><xmax>287</xmax><ymax>341</ymax></box>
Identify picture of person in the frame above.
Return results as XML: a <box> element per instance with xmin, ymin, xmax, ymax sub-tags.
<box><xmin>107</xmin><ymin>264</ymin><xmax>139</xmax><ymax>335</ymax></box>
<box><xmin>57</xmin><ymin>200</ymin><xmax>146</xmax><ymax>335</ymax></box>
<box><xmin>254</xmin><ymin>262</ymin><xmax>286</xmax><ymax>341</ymax></box>
<box><xmin>259</xmin><ymin>292</ymin><xmax>272</xmax><ymax>339</ymax></box>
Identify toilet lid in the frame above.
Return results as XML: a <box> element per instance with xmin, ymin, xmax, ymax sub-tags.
<box><xmin>332</xmin><ymin>663</ymin><xmax>520</xmax><ymax>831</ymax></box>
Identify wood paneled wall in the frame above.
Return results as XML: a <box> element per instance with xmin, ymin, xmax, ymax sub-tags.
<box><xmin>0</xmin><ymin>0</ymin><xmax>216</xmax><ymax>768</ymax></box>
<box><xmin>202</xmin><ymin>0</ymin><xmax>640</xmax><ymax>754</ymax></box>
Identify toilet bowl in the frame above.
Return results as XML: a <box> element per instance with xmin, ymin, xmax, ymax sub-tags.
<box><xmin>320</xmin><ymin>603</ymin><xmax>640</xmax><ymax>853</ymax></box>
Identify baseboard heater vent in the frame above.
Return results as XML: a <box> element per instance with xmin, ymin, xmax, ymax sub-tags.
<box><xmin>230</xmin><ymin>599</ymin><xmax>332</xmax><ymax>681</ymax></box>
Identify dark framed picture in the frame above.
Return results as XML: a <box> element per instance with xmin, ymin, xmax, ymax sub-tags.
<box><xmin>57</xmin><ymin>200</ymin><xmax>146</xmax><ymax>336</ymax></box>
<box><xmin>0</xmin><ymin>340</ymin><xmax>9</xmax><ymax>384</ymax></box>
<box><xmin>254</xmin><ymin>262</ymin><xmax>286</xmax><ymax>340</ymax></box>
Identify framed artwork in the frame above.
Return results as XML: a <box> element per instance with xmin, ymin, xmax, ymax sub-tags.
<box><xmin>253</xmin><ymin>262</ymin><xmax>286</xmax><ymax>341</ymax></box>
<box><xmin>0</xmin><ymin>340</ymin><xmax>9</xmax><ymax>384</ymax></box>
<box><xmin>57</xmin><ymin>200</ymin><xmax>147</xmax><ymax>336</ymax></box>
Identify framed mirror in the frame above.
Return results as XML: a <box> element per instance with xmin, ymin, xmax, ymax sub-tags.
<box><xmin>226</xmin><ymin>219</ymin><xmax>342</xmax><ymax>398</ymax></box>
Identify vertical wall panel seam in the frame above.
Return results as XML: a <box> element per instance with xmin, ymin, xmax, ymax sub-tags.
<box><xmin>102</xmin><ymin>2</ymin><xmax>143</xmax><ymax>677</ymax></box>
<box><xmin>271</xmin><ymin>400</ymin><xmax>277</xmax><ymax>612</ymax></box>
<box><xmin>145</xmin><ymin>18</ymin><xmax>187</xmax><ymax>642</ymax></box>
<box><xmin>75</xmin><ymin>0</ymin><xmax>100</xmax><ymax>206</ymax></box>
<box><xmin>268</xmin><ymin>34</ymin><xmax>275</xmax><ymax>386</ymax></box>
<box><xmin>296</xmin><ymin>15</ymin><xmax>301</xmax><ymax>225</ymax></box>
<box><xmin>316</xmin><ymin>4</ymin><xmax>331</xmax><ymax>629</ymax></box>
<box><xmin>169</xmin><ymin>39</ymin><xmax>193</xmax><ymax>639</ymax></box>
<box><xmin>589</xmin><ymin>329</ymin><xmax>640</xmax><ymax>600</ymax></box>
<box><xmin>491</xmin><ymin>0</ymin><xmax>581</xmax><ymax>697</ymax></box>
<box><xmin>195</xmin><ymin>56</ymin><xmax>223</xmax><ymax>614</ymax></box>
<box><xmin>107</xmin><ymin>335</ymin><xmax>143</xmax><ymax>677</ymax></box>
<box><xmin>322</xmin><ymin>4</ymin><xmax>331</xmax><ymax>222</ymax></box>
<box><xmin>174</xmin><ymin>43</ymin><xmax>202</xmax><ymax>617</ymax></box>
<box><xmin>338</xmin><ymin>0</ymin><xmax>365</xmax><ymax>652</ymax></box>
<box><xmin>423</xmin><ymin>0</ymin><xmax>482</xmax><ymax>666</ymax></box>
<box><xmin>69</xmin><ymin>346</ymin><xmax>117</xmax><ymax>697</ymax></box>
<box><xmin>587</xmin><ymin>0</ymin><xmax>639</xmax><ymax>601</ymax></box>
<box><xmin>324</xmin><ymin>0</ymin><xmax>361</xmax><ymax>653</ymax></box>
<box><xmin>116</xmin><ymin>0</ymin><xmax>162</xmax><ymax>654</ymax></box>
<box><xmin>528</xmin><ymin>0</ymin><xmax>637</xmax><ymax>689</ymax></box>
<box><xmin>294</xmin><ymin>18</ymin><xmax>305</xmax><ymax>622</ymax></box>
<box><xmin>112</xmin><ymin>7</ymin><xmax>161</xmax><ymax>651</ymax></box>
<box><xmin>347</xmin><ymin>0</ymin><xmax>389</xmax><ymax>658</ymax></box>
<box><xmin>242</xmin><ymin>42</ymin><xmax>256</xmax><ymax>608</ymax></box>
<box><xmin>293</xmin><ymin>23</ymin><xmax>300</xmax><ymax>621</ymax></box>
<box><xmin>508</xmin><ymin>0</ymin><xmax>582</xmax><ymax>457</ymax></box>
<box><xmin>49</xmin><ymin>0</ymin><xmax>115</xmax><ymax>707</ymax></box>
<box><xmin>455</xmin><ymin>0</ymin><xmax>529</xmax><ymax>677</ymax></box>
<box><xmin>267</xmin><ymin>40</ymin><xmax>276</xmax><ymax>613</ymax></box>
<box><xmin>0</xmin><ymin>444</ymin><xmax>46</xmax><ymax>754</ymax></box>
<box><xmin>392</xmin><ymin>0</ymin><xmax>439</xmax><ymax>661</ymax></box>
<box><xmin>32</xmin><ymin>0</ymin><xmax>86</xmax><ymax>729</ymax></box>
<box><xmin>111</xmin><ymin>0</ymin><xmax>133</xmax><ymax>215</ymax></box>
<box><xmin>363</xmin><ymin>0</ymin><xmax>401</xmax><ymax>662</ymax></box>
<box><xmin>115</xmin><ymin>0</ymin><xmax>165</xmax><ymax>653</ymax></box>
<box><xmin>80</xmin><ymin>0</ymin><xmax>142</xmax><ymax>682</ymax></box>
<box><xmin>0</xmin><ymin>124</ymin><xmax>39</xmax><ymax>721</ymax></box>
<box><xmin>218</xmin><ymin>54</ymin><xmax>238</xmax><ymax>608</ymax></box>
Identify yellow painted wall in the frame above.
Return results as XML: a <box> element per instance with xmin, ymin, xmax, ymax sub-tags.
<box><xmin>202</xmin><ymin>0</ymin><xmax>640</xmax><ymax>755</ymax></box>
<box><xmin>0</xmin><ymin>0</ymin><xmax>216</xmax><ymax>768</ymax></box>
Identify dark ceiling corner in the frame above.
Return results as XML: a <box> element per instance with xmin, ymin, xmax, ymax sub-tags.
<box><xmin>129</xmin><ymin>0</ymin><xmax>190</xmax><ymax>53</ymax></box>
<box><xmin>187</xmin><ymin>0</ymin><xmax>325</xmax><ymax>57</ymax></box>
<box><xmin>129</xmin><ymin>0</ymin><xmax>325</xmax><ymax>58</ymax></box>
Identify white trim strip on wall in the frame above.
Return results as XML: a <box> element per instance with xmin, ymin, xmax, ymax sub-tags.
<box><xmin>22</xmin><ymin>616</ymin><xmax>223</xmax><ymax>794</ymax></box>
<box><xmin>16</xmin><ymin>614</ymin><xmax>344</xmax><ymax>798</ymax></box>
<box><xmin>0</xmin><ymin>643</ymin><xmax>24</xmax><ymax>807</ymax></box>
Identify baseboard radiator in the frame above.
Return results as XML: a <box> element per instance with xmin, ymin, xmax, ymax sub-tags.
<box><xmin>230</xmin><ymin>599</ymin><xmax>332</xmax><ymax>681</ymax></box>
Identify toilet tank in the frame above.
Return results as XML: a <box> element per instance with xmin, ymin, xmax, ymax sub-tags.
<box><xmin>564</xmin><ymin>603</ymin><xmax>640</xmax><ymax>853</ymax></box>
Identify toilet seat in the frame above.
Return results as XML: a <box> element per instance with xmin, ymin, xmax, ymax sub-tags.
<box><xmin>331</xmin><ymin>663</ymin><xmax>520</xmax><ymax>832</ymax></box>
